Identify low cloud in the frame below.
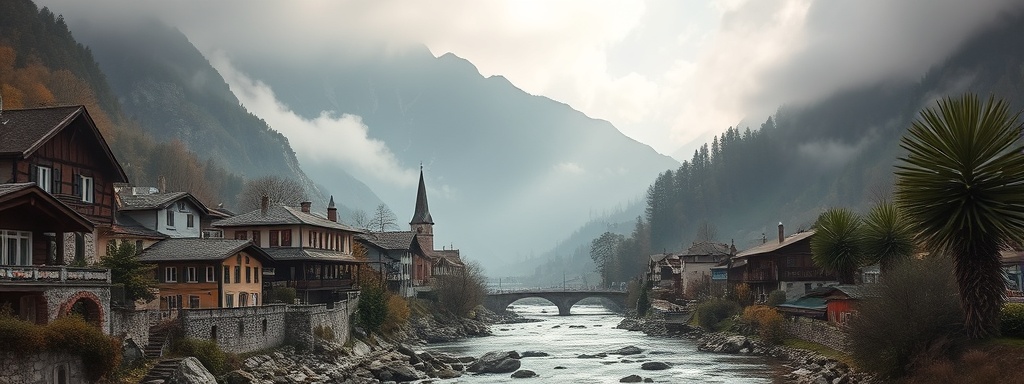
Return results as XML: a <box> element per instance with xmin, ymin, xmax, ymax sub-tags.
<box><xmin>207</xmin><ymin>51</ymin><xmax>417</xmax><ymax>188</ymax></box>
<box><xmin>554</xmin><ymin>162</ymin><xmax>585</xmax><ymax>175</ymax></box>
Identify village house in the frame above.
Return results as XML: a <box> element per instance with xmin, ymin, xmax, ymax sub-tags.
<box><xmin>776</xmin><ymin>285</ymin><xmax>866</xmax><ymax>326</ymax></box>
<box><xmin>646</xmin><ymin>253</ymin><xmax>681</xmax><ymax>291</ymax></box>
<box><xmin>0</xmin><ymin>182</ymin><xmax>113</xmax><ymax>330</ymax></box>
<box><xmin>97</xmin><ymin>187</ymin><xmax>219</xmax><ymax>260</ymax></box>
<box><xmin>0</xmin><ymin>105</ymin><xmax>130</xmax><ymax>265</ymax></box>
<box><xmin>728</xmin><ymin>224</ymin><xmax>837</xmax><ymax>302</ymax></box>
<box><xmin>213</xmin><ymin>197</ymin><xmax>364</xmax><ymax>304</ymax></box>
<box><xmin>679</xmin><ymin>241</ymin><xmax>733</xmax><ymax>297</ymax></box>
<box><xmin>138</xmin><ymin>238</ymin><xmax>273</xmax><ymax>310</ymax></box>
<box><xmin>357</xmin><ymin>168</ymin><xmax>464</xmax><ymax>297</ymax></box>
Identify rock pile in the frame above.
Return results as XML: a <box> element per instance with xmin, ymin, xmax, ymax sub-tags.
<box><xmin>697</xmin><ymin>333</ymin><xmax>876</xmax><ymax>383</ymax></box>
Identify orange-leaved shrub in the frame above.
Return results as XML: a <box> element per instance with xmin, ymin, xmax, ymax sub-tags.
<box><xmin>741</xmin><ymin>305</ymin><xmax>785</xmax><ymax>344</ymax></box>
<box><xmin>383</xmin><ymin>295</ymin><xmax>410</xmax><ymax>332</ymax></box>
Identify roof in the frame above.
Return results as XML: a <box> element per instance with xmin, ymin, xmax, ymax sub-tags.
<box><xmin>0</xmin><ymin>106</ymin><xmax>128</xmax><ymax>182</ymax></box>
<box><xmin>213</xmin><ymin>205</ymin><xmax>364</xmax><ymax>232</ymax></box>
<box><xmin>735</xmin><ymin>230</ymin><xmax>816</xmax><ymax>259</ymax></box>
<box><xmin>433</xmin><ymin>249</ymin><xmax>464</xmax><ymax>267</ymax></box>
<box><xmin>119</xmin><ymin>191</ymin><xmax>211</xmax><ymax>216</ymax></box>
<box><xmin>684</xmin><ymin>242</ymin><xmax>731</xmax><ymax>256</ymax></box>
<box><xmin>776</xmin><ymin>296</ymin><xmax>828</xmax><ymax>311</ymax></box>
<box><xmin>410</xmin><ymin>167</ymin><xmax>434</xmax><ymax>225</ymax></box>
<box><xmin>262</xmin><ymin>247</ymin><xmax>364</xmax><ymax>263</ymax></box>
<box><xmin>0</xmin><ymin>182</ymin><xmax>94</xmax><ymax>232</ymax></box>
<box><xmin>804</xmin><ymin>285</ymin><xmax>868</xmax><ymax>300</ymax></box>
<box><xmin>358</xmin><ymin>231</ymin><xmax>416</xmax><ymax>251</ymax></box>
<box><xmin>105</xmin><ymin>214</ymin><xmax>168</xmax><ymax>240</ymax></box>
<box><xmin>138</xmin><ymin>239</ymin><xmax>271</xmax><ymax>263</ymax></box>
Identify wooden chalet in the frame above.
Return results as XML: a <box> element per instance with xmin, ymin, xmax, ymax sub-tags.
<box><xmin>0</xmin><ymin>105</ymin><xmax>129</xmax><ymax>264</ymax></box>
<box><xmin>213</xmin><ymin>197</ymin><xmax>364</xmax><ymax>304</ymax></box>
<box><xmin>731</xmin><ymin>224</ymin><xmax>837</xmax><ymax>302</ymax></box>
<box><xmin>357</xmin><ymin>231</ymin><xmax>417</xmax><ymax>297</ymax></box>
<box><xmin>138</xmin><ymin>239</ymin><xmax>273</xmax><ymax>309</ymax></box>
<box><xmin>776</xmin><ymin>285</ymin><xmax>866</xmax><ymax>326</ymax></box>
<box><xmin>0</xmin><ymin>183</ymin><xmax>111</xmax><ymax>330</ymax></box>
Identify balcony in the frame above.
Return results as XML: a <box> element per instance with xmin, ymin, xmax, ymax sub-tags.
<box><xmin>743</xmin><ymin>268</ymin><xmax>778</xmax><ymax>282</ymax></box>
<box><xmin>287</xmin><ymin>279</ymin><xmax>353</xmax><ymax>290</ymax></box>
<box><xmin>0</xmin><ymin>265</ymin><xmax>111</xmax><ymax>285</ymax></box>
<box><xmin>779</xmin><ymin>268</ymin><xmax>835</xmax><ymax>281</ymax></box>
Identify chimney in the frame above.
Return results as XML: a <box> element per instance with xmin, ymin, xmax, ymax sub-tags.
<box><xmin>300</xmin><ymin>201</ymin><xmax>312</xmax><ymax>213</ymax></box>
<box><xmin>158</xmin><ymin>175</ymin><xmax>166</xmax><ymax>193</ymax></box>
<box><xmin>778</xmin><ymin>222</ymin><xmax>784</xmax><ymax>244</ymax></box>
<box><xmin>327</xmin><ymin>196</ymin><xmax>337</xmax><ymax>222</ymax></box>
<box><xmin>260</xmin><ymin>196</ymin><xmax>269</xmax><ymax>215</ymax></box>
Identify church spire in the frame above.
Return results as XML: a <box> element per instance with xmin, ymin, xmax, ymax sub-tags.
<box><xmin>410</xmin><ymin>165</ymin><xmax>433</xmax><ymax>225</ymax></box>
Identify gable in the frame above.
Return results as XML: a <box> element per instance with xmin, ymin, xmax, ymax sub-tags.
<box><xmin>0</xmin><ymin>106</ymin><xmax>127</xmax><ymax>182</ymax></box>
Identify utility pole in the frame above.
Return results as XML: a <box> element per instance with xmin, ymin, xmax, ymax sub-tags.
<box><xmin>563</xmin><ymin>272</ymin><xmax>566</xmax><ymax>291</ymax></box>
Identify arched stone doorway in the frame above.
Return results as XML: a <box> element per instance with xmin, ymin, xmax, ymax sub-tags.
<box><xmin>59</xmin><ymin>291</ymin><xmax>104</xmax><ymax>328</ymax></box>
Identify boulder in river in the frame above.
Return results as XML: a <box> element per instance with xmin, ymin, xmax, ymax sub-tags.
<box><xmin>467</xmin><ymin>351</ymin><xmax>522</xmax><ymax>374</ymax></box>
<box><xmin>640</xmin><ymin>362</ymin><xmax>671</xmax><ymax>370</ymax></box>
<box><xmin>577</xmin><ymin>353</ymin><xmax>608</xmax><ymax>359</ymax></box>
<box><xmin>511</xmin><ymin>369</ymin><xmax>538</xmax><ymax>378</ymax></box>
<box><xmin>620</xmin><ymin>374</ymin><xmax>643</xmax><ymax>383</ymax></box>
<box><xmin>608</xmin><ymin>346</ymin><xmax>644</xmax><ymax>355</ymax></box>
<box><xmin>167</xmin><ymin>357</ymin><xmax>217</xmax><ymax>384</ymax></box>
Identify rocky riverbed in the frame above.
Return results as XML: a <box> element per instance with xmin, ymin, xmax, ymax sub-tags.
<box><xmin>616</xmin><ymin>315</ymin><xmax>878</xmax><ymax>384</ymax></box>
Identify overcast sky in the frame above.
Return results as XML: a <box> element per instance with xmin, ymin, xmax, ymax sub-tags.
<box><xmin>39</xmin><ymin>0</ymin><xmax>1024</xmax><ymax>159</ymax></box>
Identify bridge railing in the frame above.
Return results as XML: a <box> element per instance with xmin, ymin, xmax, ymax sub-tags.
<box><xmin>487</xmin><ymin>287</ymin><xmax>628</xmax><ymax>294</ymax></box>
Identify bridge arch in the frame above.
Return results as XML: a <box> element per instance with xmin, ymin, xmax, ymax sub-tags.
<box><xmin>484</xmin><ymin>290</ymin><xmax>628</xmax><ymax>316</ymax></box>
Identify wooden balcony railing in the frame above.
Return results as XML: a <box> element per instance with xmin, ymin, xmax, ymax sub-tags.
<box><xmin>0</xmin><ymin>265</ymin><xmax>111</xmax><ymax>284</ymax></box>
<box><xmin>743</xmin><ymin>268</ymin><xmax>778</xmax><ymax>282</ymax></box>
<box><xmin>287</xmin><ymin>279</ymin><xmax>353</xmax><ymax>290</ymax></box>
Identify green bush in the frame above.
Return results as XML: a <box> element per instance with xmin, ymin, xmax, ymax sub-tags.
<box><xmin>636</xmin><ymin>286</ymin><xmax>651</xmax><ymax>317</ymax></box>
<box><xmin>696</xmin><ymin>298</ymin><xmax>741</xmax><ymax>329</ymax></box>
<box><xmin>0</xmin><ymin>314</ymin><xmax>46</xmax><ymax>354</ymax></box>
<box><xmin>172</xmin><ymin>338</ymin><xmax>230</xmax><ymax>375</ymax></box>
<box><xmin>847</xmin><ymin>256</ymin><xmax>966</xmax><ymax>379</ymax></box>
<box><xmin>44</xmin><ymin>315</ymin><xmax>121</xmax><ymax>381</ymax></box>
<box><xmin>268</xmin><ymin>287</ymin><xmax>297</xmax><ymax>304</ymax></box>
<box><xmin>766</xmin><ymin>290</ymin><xmax>788</xmax><ymax>306</ymax></box>
<box><xmin>1001</xmin><ymin>303</ymin><xmax>1024</xmax><ymax>338</ymax></box>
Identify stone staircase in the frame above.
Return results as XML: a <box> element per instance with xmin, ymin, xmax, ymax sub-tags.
<box><xmin>139</xmin><ymin>357</ymin><xmax>182</xmax><ymax>384</ymax></box>
<box><xmin>144</xmin><ymin>326</ymin><xmax>168</xmax><ymax>359</ymax></box>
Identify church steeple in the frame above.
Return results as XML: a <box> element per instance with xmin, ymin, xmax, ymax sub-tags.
<box><xmin>410</xmin><ymin>165</ymin><xmax>434</xmax><ymax>251</ymax></box>
<box><xmin>410</xmin><ymin>165</ymin><xmax>433</xmax><ymax>225</ymax></box>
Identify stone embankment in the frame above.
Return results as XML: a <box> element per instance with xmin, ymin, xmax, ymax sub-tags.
<box><xmin>617</xmin><ymin>314</ymin><xmax>877</xmax><ymax>384</ymax></box>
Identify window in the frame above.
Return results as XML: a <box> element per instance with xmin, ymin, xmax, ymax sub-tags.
<box><xmin>269</xmin><ymin>230</ymin><xmax>280</xmax><ymax>247</ymax></box>
<box><xmin>135</xmin><ymin>240</ymin><xmax>143</xmax><ymax>255</ymax></box>
<box><xmin>309</xmin><ymin>231</ymin><xmax>315</xmax><ymax>247</ymax></box>
<box><xmin>206</xmin><ymin>266</ymin><xmax>215</xmax><ymax>282</ymax></box>
<box><xmin>235</xmin><ymin>266</ymin><xmax>241</xmax><ymax>283</ymax></box>
<box><xmin>251</xmin><ymin>293</ymin><xmax>258</xmax><ymax>306</ymax></box>
<box><xmin>251</xmin><ymin>231</ymin><xmax>260</xmax><ymax>246</ymax></box>
<box><xmin>186</xmin><ymin>214</ymin><xmax>194</xmax><ymax>228</ymax></box>
<box><xmin>245</xmin><ymin>256</ymin><xmax>250</xmax><ymax>264</ymax></box>
<box><xmin>804</xmin><ymin>283</ymin><xmax>812</xmax><ymax>292</ymax></box>
<box><xmin>223</xmin><ymin>265</ymin><xmax>231</xmax><ymax>284</ymax></box>
<box><xmin>185</xmin><ymin>267</ymin><xmax>198</xmax><ymax>283</ymax></box>
<box><xmin>177</xmin><ymin>201</ymin><xmax>187</xmax><ymax>211</ymax></box>
<box><xmin>189</xmin><ymin>295</ymin><xmax>200</xmax><ymax>308</ymax></box>
<box><xmin>262</xmin><ymin>319</ymin><xmax>268</xmax><ymax>334</ymax></box>
<box><xmin>239</xmin><ymin>292</ymin><xmax>249</xmax><ymax>307</ymax></box>
<box><xmin>1</xmin><ymin>230</ymin><xmax>32</xmax><ymax>266</ymax></box>
<box><xmin>164</xmin><ymin>267</ymin><xmax>178</xmax><ymax>282</ymax></box>
<box><xmin>234</xmin><ymin>231</ymin><xmax>247</xmax><ymax>240</ymax></box>
<box><xmin>211</xmin><ymin>325</ymin><xmax>218</xmax><ymax>340</ymax></box>
<box><xmin>255</xmin><ymin>267</ymin><xmax>260</xmax><ymax>283</ymax></box>
<box><xmin>166</xmin><ymin>209</ymin><xmax>175</xmax><ymax>227</ymax></box>
<box><xmin>78</xmin><ymin>175</ymin><xmax>94</xmax><ymax>203</ymax></box>
<box><xmin>166</xmin><ymin>295</ymin><xmax>181</xmax><ymax>310</ymax></box>
<box><xmin>225</xmin><ymin>294</ymin><xmax>234</xmax><ymax>308</ymax></box>
<box><xmin>53</xmin><ymin>363</ymin><xmax>69</xmax><ymax>384</ymax></box>
<box><xmin>281</xmin><ymin>230</ymin><xmax>292</xmax><ymax>246</ymax></box>
<box><xmin>35</xmin><ymin>165</ymin><xmax>52</xmax><ymax>193</ymax></box>
<box><xmin>246</xmin><ymin>266</ymin><xmax>252</xmax><ymax>283</ymax></box>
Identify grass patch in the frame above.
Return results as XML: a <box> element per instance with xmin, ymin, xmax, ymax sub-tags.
<box><xmin>713</xmin><ymin>318</ymin><xmax>736</xmax><ymax>332</ymax></box>
<box><xmin>983</xmin><ymin>336</ymin><xmax>1024</xmax><ymax>348</ymax></box>
<box><xmin>783</xmin><ymin>338</ymin><xmax>857</xmax><ymax>368</ymax></box>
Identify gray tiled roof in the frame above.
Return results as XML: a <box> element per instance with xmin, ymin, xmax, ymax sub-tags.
<box><xmin>0</xmin><ymin>106</ymin><xmax>82</xmax><ymax>156</ymax></box>
<box><xmin>262</xmin><ymin>247</ymin><xmax>364</xmax><ymax>263</ymax></box>
<box><xmin>106</xmin><ymin>214</ymin><xmax>167</xmax><ymax>239</ymax></box>
<box><xmin>213</xmin><ymin>206</ymin><xmax>363</xmax><ymax>233</ymax></box>
<box><xmin>358</xmin><ymin>231</ymin><xmax>416</xmax><ymax>250</ymax></box>
<box><xmin>684</xmin><ymin>242</ymin><xmax>731</xmax><ymax>256</ymax></box>
<box><xmin>0</xmin><ymin>183</ymin><xmax>34</xmax><ymax>197</ymax></box>
<box><xmin>138</xmin><ymin>239</ymin><xmax>268</xmax><ymax>262</ymax></box>
<box><xmin>735</xmin><ymin>230</ymin><xmax>815</xmax><ymax>259</ymax></box>
<box><xmin>119</xmin><ymin>192</ymin><xmax>189</xmax><ymax>210</ymax></box>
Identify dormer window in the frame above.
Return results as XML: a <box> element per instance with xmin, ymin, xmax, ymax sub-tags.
<box><xmin>166</xmin><ymin>209</ymin><xmax>175</xmax><ymax>227</ymax></box>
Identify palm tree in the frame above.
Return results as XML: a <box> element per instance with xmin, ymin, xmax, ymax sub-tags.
<box><xmin>895</xmin><ymin>93</ymin><xmax>1024</xmax><ymax>339</ymax></box>
<box><xmin>811</xmin><ymin>207</ymin><xmax>863</xmax><ymax>284</ymax></box>
<box><xmin>860</xmin><ymin>201</ymin><xmax>916</xmax><ymax>273</ymax></box>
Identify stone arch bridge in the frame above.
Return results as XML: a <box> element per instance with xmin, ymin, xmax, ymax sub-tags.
<box><xmin>483</xmin><ymin>290</ymin><xmax>628</xmax><ymax>316</ymax></box>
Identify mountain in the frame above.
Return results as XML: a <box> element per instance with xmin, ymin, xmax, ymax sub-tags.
<box><xmin>60</xmin><ymin>18</ymin><xmax>384</xmax><ymax>213</ymax></box>
<box><xmin>220</xmin><ymin>46</ymin><xmax>679</xmax><ymax>270</ymax></box>
<box><xmin>589</xmin><ymin>9</ymin><xmax>1024</xmax><ymax>272</ymax></box>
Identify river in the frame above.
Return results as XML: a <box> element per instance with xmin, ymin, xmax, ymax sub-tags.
<box><xmin>423</xmin><ymin>303</ymin><xmax>775</xmax><ymax>383</ymax></box>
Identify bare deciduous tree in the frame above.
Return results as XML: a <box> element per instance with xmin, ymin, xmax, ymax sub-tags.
<box><xmin>236</xmin><ymin>175</ymin><xmax>306</xmax><ymax>212</ymax></box>
<box><xmin>351</xmin><ymin>209</ymin><xmax>371</xmax><ymax>230</ymax></box>
<box><xmin>433</xmin><ymin>260</ymin><xmax>487</xmax><ymax>316</ymax></box>
<box><xmin>370</xmin><ymin>203</ymin><xmax>398</xmax><ymax>232</ymax></box>
<box><xmin>694</xmin><ymin>220</ymin><xmax>718</xmax><ymax>244</ymax></box>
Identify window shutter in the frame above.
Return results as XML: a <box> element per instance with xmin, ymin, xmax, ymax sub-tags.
<box><xmin>29</xmin><ymin>164</ymin><xmax>38</xmax><ymax>183</ymax></box>
<box><xmin>51</xmin><ymin>168</ymin><xmax>61</xmax><ymax>194</ymax></box>
<box><xmin>72</xmin><ymin>174</ymin><xmax>81</xmax><ymax>197</ymax></box>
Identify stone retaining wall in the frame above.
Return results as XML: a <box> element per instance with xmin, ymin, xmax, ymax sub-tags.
<box><xmin>178</xmin><ymin>295</ymin><xmax>359</xmax><ymax>354</ymax></box>
<box><xmin>0</xmin><ymin>352</ymin><xmax>85</xmax><ymax>384</ymax></box>
<box><xmin>783</xmin><ymin>317</ymin><xmax>848</xmax><ymax>353</ymax></box>
<box><xmin>110</xmin><ymin>307</ymin><xmax>150</xmax><ymax>348</ymax></box>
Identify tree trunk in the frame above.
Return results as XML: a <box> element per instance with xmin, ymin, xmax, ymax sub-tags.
<box><xmin>953</xmin><ymin>242</ymin><xmax>1005</xmax><ymax>339</ymax></box>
